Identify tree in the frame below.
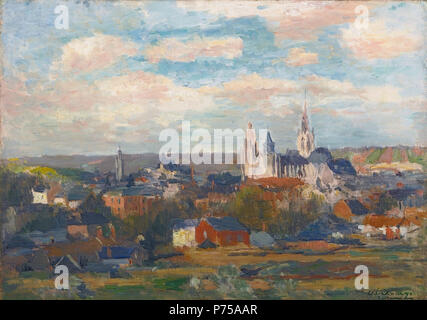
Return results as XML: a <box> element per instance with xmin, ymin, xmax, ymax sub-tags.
<box><xmin>79</xmin><ymin>191</ymin><xmax>111</xmax><ymax>217</ymax></box>
<box><xmin>227</xmin><ymin>186</ymin><xmax>275</xmax><ymax>231</ymax></box>
<box><xmin>118</xmin><ymin>199</ymin><xmax>196</xmax><ymax>250</ymax></box>
<box><xmin>265</xmin><ymin>192</ymin><xmax>324</xmax><ymax>238</ymax></box>
<box><xmin>0</xmin><ymin>166</ymin><xmax>36</xmax><ymax>210</ymax></box>
<box><xmin>375</xmin><ymin>193</ymin><xmax>398</xmax><ymax>214</ymax></box>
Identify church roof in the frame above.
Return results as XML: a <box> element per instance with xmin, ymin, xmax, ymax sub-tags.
<box><xmin>266</xmin><ymin>131</ymin><xmax>275</xmax><ymax>153</ymax></box>
<box><xmin>308</xmin><ymin>147</ymin><xmax>332</xmax><ymax>164</ymax></box>
<box><xmin>280</xmin><ymin>150</ymin><xmax>309</xmax><ymax>166</ymax></box>
<box><xmin>204</xmin><ymin>216</ymin><xmax>248</xmax><ymax>232</ymax></box>
<box><xmin>327</xmin><ymin>158</ymin><xmax>356</xmax><ymax>175</ymax></box>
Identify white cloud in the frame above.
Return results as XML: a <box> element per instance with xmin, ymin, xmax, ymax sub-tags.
<box><xmin>144</xmin><ymin>37</ymin><xmax>243</xmax><ymax>63</ymax></box>
<box><xmin>51</xmin><ymin>33</ymin><xmax>138</xmax><ymax>74</ymax></box>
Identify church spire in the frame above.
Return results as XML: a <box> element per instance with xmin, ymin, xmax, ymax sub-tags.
<box><xmin>297</xmin><ymin>89</ymin><xmax>315</xmax><ymax>158</ymax></box>
<box><xmin>301</xmin><ymin>89</ymin><xmax>310</xmax><ymax>132</ymax></box>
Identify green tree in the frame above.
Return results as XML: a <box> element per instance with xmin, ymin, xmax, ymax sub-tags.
<box><xmin>227</xmin><ymin>186</ymin><xmax>275</xmax><ymax>231</ymax></box>
<box><xmin>0</xmin><ymin>166</ymin><xmax>36</xmax><ymax>210</ymax></box>
<box><xmin>375</xmin><ymin>193</ymin><xmax>398</xmax><ymax>214</ymax></box>
<box><xmin>268</xmin><ymin>193</ymin><xmax>324</xmax><ymax>238</ymax></box>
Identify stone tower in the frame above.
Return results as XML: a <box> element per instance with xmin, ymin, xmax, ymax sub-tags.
<box><xmin>115</xmin><ymin>146</ymin><xmax>124</xmax><ymax>182</ymax></box>
<box><xmin>297</xmin><ymin>91</ymin><xmax>315</xmax><ymax>158</ymax></box>
<box><xmin>242</xmin><ymin>122</ymin><xmax>259</xmax><ymax>179</ymax></box>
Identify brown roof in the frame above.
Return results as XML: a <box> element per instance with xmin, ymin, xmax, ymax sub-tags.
<box><xmin>45</xmin><ymin>236</ymin><xmax>116</xmax><ymax>257</ymax></box>
<box><xmin>244</xmin><ymin>177</ymin><xmax>304</xmax><ymax>189</ymax></box>
<box><xmin>363</xmin><ymin>214</ymin><xmax>422</xmax><ymax>228</ymax></box>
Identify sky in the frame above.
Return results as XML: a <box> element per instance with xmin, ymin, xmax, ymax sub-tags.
<box><xmin>1</xmin><ymin>0</ymin><xmax>425</xmax><ymax>157</ymax></box>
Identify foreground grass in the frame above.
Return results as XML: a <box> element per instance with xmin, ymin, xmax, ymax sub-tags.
<box><xmin>2</xmin><ymin>244</ymin><xmax>425</xmax><ymax>300</ymax></box>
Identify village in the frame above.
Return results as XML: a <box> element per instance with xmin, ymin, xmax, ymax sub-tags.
<box><xmin>1</xmin><ymin>106</ymin><xmax>426</xmax><ymax>299</ymax></box>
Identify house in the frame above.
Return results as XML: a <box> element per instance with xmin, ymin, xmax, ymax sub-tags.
<box><xmin>333</xmin><ymin>199</ymin><xmax>369</xmax><ymax>222</ymax></box>
<box><xmin>163</xmin><ymin>183</ymin><xmax>181</xmax><ymax>199</ymax></box>
<box><xmin>32</xmin><ymin>185</ymin><xmax>48</xmax><ymax>204</ymax></box>
<box><xmin>98</xmin><ymin>246</ymin><xmax>147</xmax><ymax>266</ymax></box>
<box><xmin>359</xmin><ymin>211</ymin><xmax>424</xmax><ymax>240</ymax></box>
<box><xmin>297</xmin><ymin>213</ymin><xmax>357</xmax><ymax>241</ymax></box>
<box><xmin>53</xmin><ymin>192</ymin><xmax>67</xmax><ymax>206</ymax></box>
<box><xmin>45</xmin><ymin>237</ymin><xmax>116</xmax><ymax>272</ymax></box>
<box><xmin>102</xmin><ymin>186</ymin><xmax>162</xmax><ymax>218</ymax></box>
<box><xmin>67</xmin><ymin>212</ymin><xmax>109</xmax><ymax>240</ymax></box>
<box><xmin>67</xmin><ymin>187</ymin><xmax>90</xmax><ymax>209</ymax></box>
<box><xmin>195</xmin><ymin>216</ymin><xmax>250</xmax><ymax>247</ymax></box>
<box><xmin>172</xmin><ymin>219</ymin><xmax>199</xmax><ymax>248</ymax></box>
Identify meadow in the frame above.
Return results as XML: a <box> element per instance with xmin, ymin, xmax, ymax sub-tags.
<box><xmin>2</xmin><ymin>241</ymin><xmax>425</xmax><ymax>300</ymax></box>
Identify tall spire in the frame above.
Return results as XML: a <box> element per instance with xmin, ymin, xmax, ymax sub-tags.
<box><xmin>301</xmin><ymin>89</ymin><xmax>310</xmax><ymax>132</ymax></box>
<box><xmin>115</xmin><ymin>146</ymin><xmax>124</xmax><ymax>182</ymax></box>
<box><xmin>297</xmin><ymin>89</ymin><xmax>315</xmax><ymax>158</ymax></box>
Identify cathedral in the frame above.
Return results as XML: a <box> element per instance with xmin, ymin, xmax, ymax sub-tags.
<box><xmin>242</xmin><ymin>93</ymin><xmax>337</xmax><ymax>189</ymax></box>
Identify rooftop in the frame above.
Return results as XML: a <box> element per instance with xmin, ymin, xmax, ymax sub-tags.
<box><xmin>204</xmin><ymin>216</ymin><xmax>248</xmax><ymax>232</ymax></box>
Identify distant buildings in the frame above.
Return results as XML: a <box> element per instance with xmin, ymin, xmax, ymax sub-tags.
<box><xmin>297</xmin><ymin>93</ymin><xmax>315</xmax><ymax>158</ymax></box>
<box><xmin>53</xmin><ymin>192</ymin><xmax>67</xmax><ymax>206</ymax></box>
<box><xmin>242</xmin><ymin>93</ymin><xmax>355</xmax><ymax>185</ymax></box>
<box><xmin>67</xmin><ymin>187</ymin><xmax>90</xmax><ymax>209</ymax></box>
<box><xmin>67</xmin><ymin>212</ymin><xmax>110</xmax><ymax>240</ymax></box>
<box><xmin>102</xmin><ymin>186</ymin><xmax>162</xmax><ymax>218</ymax></box>
<box><xmin>32</xmin><ymin>185</ymin><xmax>48</xmax><ymax>204</ymax></box>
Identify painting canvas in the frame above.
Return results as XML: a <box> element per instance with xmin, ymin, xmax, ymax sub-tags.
<box><xmin>0</xmin><ymin>0</ymin><xmax>426</xmax><ymax>302</ymax></box>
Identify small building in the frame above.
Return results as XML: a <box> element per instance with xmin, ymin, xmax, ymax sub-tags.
<box><xmin>32</xmin><ymin>185</ymin><xmax>48</xmax><ymax>204</ymax></box>
<box><xmin>53</xmin><ymin>192</ymin><xmax>67</xmax><ymax>206</ymax></box>
<box><xmin>195</xmin><ymin>217</ymin><xmax>250</xmax><ymax>247</ymax></box>
<box><xmin>99</xmin><ymin>246</ymin><xmax>146</xmax><ymax>266</ymax></box>
<box><xmin>67</xmin><ymin>187</ymin><xmax>90</xmax><ymax>210</ymax></box>
<box><xmin>359</xmin><ymin>212</ymin><xmax>423</xmax><ymax>240</ymax></box>
<box><xmin>45</xmin><ymin>237</ymin><xmax>116</xmax><ymax>272</ymax></box>
<box><xmin>102</xmin><ymin>186</ymin><xmax>162</xmax><ymax>219</ymax></box>
<box><xmin>333</xmin><ymin>199</ymin><xmax>369</xmax><ymax>222</ymax></box>
<box><xmin>172</xmin><ymin>219</ymin><xmax>199</xmax><ymax>248</ymax></box>
<box><xmin>67</xmin><ymin>212</ymin><xmax>109</xmax><ymax>240</ymax></box>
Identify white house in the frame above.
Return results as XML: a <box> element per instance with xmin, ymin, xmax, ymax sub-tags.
<box><xmin>53</xmin><ymin>192</ymin><xmax>67</xmax><ymax>206</ymax></box>
<box><xmin>172</xmin><ymin>219</ymin><xmax>199</xmax><ymax>248</ymax></box>
<box><xmin>32</xmin><ymin>185</ymin><xmax>48</xmax><ymax>204</ymax></box>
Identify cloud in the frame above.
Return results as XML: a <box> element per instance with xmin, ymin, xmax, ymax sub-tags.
<box><xmin>51</xmin><ymin>33</ymin><xmax>138</xmax><ymax>73</ymax></box>
<box><xmin>177</xmin><ymin>1</ymin><xmax>375</xmax><ymax>43</ymax></box>
<box><xmin>340</xmin><ymin>21</ymin><xmax>422</xmax><ymax>60</ymax></box>
<box><xmin>199</xmin><ymin>72</ymin><xmax>410</xmax><ymax>119</ymax></box>
<box><xmin>304</xmin><ymin>74</ymin><xmax>405</xmax><ymax>106</ymax></box>
<box><xmin>144</xmin><ymin>37</ymin><xmax>243</xmax><ymax>63</ymax></box>
<box><xmin>94</xmin><ymin>71</ymin><xmax>216</xmax><ymax>116</ymax></box>
<box><xmin>200</xmin><ymin>73</ymin><xmax>300</xmax><ymax>117</ymax></box>
<box><xmin>280</xmin><ymin>47</ymin><xmax>318</xmax><ymax>66</ymax></box>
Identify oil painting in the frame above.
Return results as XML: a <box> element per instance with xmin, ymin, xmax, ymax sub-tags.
<box><xmin>0</xmin><ymin>0</ymin><xmax>426</xmax><ymax>301</ymax></box>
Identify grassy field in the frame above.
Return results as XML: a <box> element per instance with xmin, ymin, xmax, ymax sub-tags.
<box><xmin>2</xmin><ymin>242</ymin><xmax>425</xmax><ymax>300</ymax></box>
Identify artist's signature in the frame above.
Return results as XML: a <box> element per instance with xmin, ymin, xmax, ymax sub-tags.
<box><xmin>368</xmin><ymin>288</ymin><xmax>415</xmax><ymax>300</ymax></box>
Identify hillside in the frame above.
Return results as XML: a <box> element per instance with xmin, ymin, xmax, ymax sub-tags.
<box><xmin>331</xmin><ymin>146</ymin><xmax>427</xmax><ymax>173</ymax></box>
